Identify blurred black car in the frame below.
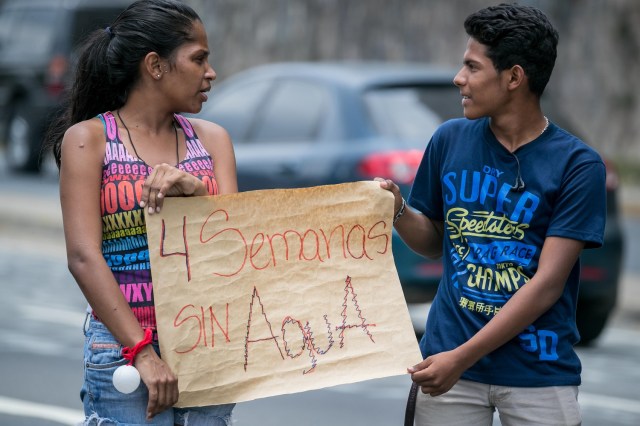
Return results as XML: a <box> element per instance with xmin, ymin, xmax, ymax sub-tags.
<box><xmin>195</xmin><ymin>61</ymin><xmax>623</xmax><ymax>345</ymax></box>
<box><xmin>0</xmin><ymin>0</ymin><xmax>133</xmax><ymax>173</ymax></box>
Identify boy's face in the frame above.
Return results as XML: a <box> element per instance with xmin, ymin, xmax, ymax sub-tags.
<box><xmin>453</xmin><ymin>38</ymin><xmax>511</xmax><ymax>120</ymax></box>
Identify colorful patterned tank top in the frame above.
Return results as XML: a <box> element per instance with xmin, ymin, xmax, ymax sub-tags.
<box><xmin>99</xmin><ymin>111</ymin><xmax>218</xmax><ymax>334</ymax></box>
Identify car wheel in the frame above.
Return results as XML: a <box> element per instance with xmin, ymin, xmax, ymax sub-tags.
<box><xmin>5</xmin><ymin>104</ymin><xmax>40</xmax><ymax>172</ymax></box>
<box><xmin>575</xmin><ymin>302</ymin><xmax>610</xmax><ymax>346</ymax></box>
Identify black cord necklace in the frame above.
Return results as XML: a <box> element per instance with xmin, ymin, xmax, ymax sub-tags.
<box><xmin>116</xmin><ymin>110</ymin><xmax>179</xmax><ymax>166</ymax></box>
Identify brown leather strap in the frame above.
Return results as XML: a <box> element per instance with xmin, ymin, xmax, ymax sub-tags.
<box><xmin>404</xmin><ymin>382</ymin><xmax>419</xmax><ymax>426</ymax></box>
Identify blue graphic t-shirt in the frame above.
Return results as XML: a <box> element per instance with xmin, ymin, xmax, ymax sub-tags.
<box><xmin>409</xmin><ymin>117</ymin><xmax>606</xmax><ymax>387</ymax></box>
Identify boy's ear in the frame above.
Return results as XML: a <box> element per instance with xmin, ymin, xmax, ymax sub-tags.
<box><xmin>506</xmin><ymin>65</ymin><xmax>526</xmax><ymax>91</ymax></box>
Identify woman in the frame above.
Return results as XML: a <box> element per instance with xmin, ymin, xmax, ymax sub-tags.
<box><xmin>47</xmin><ymin>0</ymin><xmax>237</xmax><ymax>424</ymax></box>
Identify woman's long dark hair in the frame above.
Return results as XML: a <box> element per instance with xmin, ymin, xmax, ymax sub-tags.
<box><xmin>46</xmin><ymin>0</ymin><xmax>201</xmax><ymax>169</ymax></box>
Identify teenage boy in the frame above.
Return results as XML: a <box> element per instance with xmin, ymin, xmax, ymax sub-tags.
<box><xmin>379</xmin><ymin>4</ymin><xmax>606</xmax><ymax>425</ymax></box>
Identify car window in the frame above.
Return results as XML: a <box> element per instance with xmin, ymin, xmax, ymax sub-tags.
<box><xmin>364</xmin><ymin>85</ymin><xmax>461</xmax><ymax>143</ymax></box>
<box><xmin>249</xmin><ymin>80</ymin><xmax>329</xmax><ymax>143</ymax></box>
<box><xmin>0</xmin><ymin>6</ymin><xmax>60</xmax><ymax>59</ymax></box>
<box><xmin>201</xmin><ymin>79</ymin><xmax>272</xmax><ymax>142</ymax></box>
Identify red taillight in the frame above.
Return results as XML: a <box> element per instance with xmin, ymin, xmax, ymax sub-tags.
<box><xmin>415</xmin><ymin>262</ymin><xmax>444</xmax><ymax>278</ymax></box>
<box><xmin>358</xmin><ymin>150</ymin><xmax>423</xmax><ymax>184</ymax></box>
<box><xmin>46</xmin><ymin>55</ymin><xmax>69</xmax><ymax>97</ymax></box>
<box><xmin>603</xmin><ymin>158</ymin><xmax>619</xmax><ymax>192</ymax></box>
<box><xmin>580</xmin><ymin>265</ymin><xmax>607</xmax><ymax>281</ymax></box>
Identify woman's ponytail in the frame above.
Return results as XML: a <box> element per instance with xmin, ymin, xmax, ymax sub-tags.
<box><xmin>46</xmin><ymin>28</ymin><xmax>125</xmax><ymax>169</ymax></box>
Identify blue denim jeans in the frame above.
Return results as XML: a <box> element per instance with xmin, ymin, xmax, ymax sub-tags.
<box><xmin>81</xmin><ymin>318</ymin><xmax>235</xmax><ymax>425</ymax></box>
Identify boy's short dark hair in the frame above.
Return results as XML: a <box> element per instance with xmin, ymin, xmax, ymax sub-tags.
<box><xmin>464</xmin><ymin>3</ymin><xmax>559</xmax><ymax>97</ymax></box>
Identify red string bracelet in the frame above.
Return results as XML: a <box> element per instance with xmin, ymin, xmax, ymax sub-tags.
<box><xmin>121</xmin><ymin>328</ymin><xmax>153</xmax><ymax>366</ymax></box>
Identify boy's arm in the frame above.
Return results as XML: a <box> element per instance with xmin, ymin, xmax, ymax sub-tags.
<box><xmin>377</xmin><ymin>178</ymin><xmax>444</xmax><ymax>259</ymax></box>
<box><xmin>394</xmin><ymin>204</ymin><xmax>444</xmax><ymax>259</ymax></box>
<box><xmin>409</xmin><ymin>236</ymin><xmax>585</xmax><ymax>395</ymax></box>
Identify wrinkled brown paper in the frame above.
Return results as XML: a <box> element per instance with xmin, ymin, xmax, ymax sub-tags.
<box><xmin>146</xmin><ymin>181</ymin><xmax>422</xmax><ymax>407</ymax></box>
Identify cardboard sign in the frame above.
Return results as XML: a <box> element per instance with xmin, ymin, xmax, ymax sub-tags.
<box><xmin>146</xmin><ymin>181</ymin><xmax>422</xmax><ymax>407</ymax></box>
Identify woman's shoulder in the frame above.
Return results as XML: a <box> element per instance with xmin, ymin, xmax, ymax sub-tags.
<box><xmin>61</xmin><ymin>116</ymin><xmax>108</xmax><ymax>164</ymax></box>
<box><xmin>63</xmin><ymin>116</ymin><xmax>106</xmax><ymax>142</ymax></box>
<box><xmin>183</xmin><ymin>116</ymin><xmax>233</xmax><ymax>153</ymax></box>
<box><xmin>185</xmin><ymin>116</ymin><xmax>230</xmax><ymax>140</ymax></box>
